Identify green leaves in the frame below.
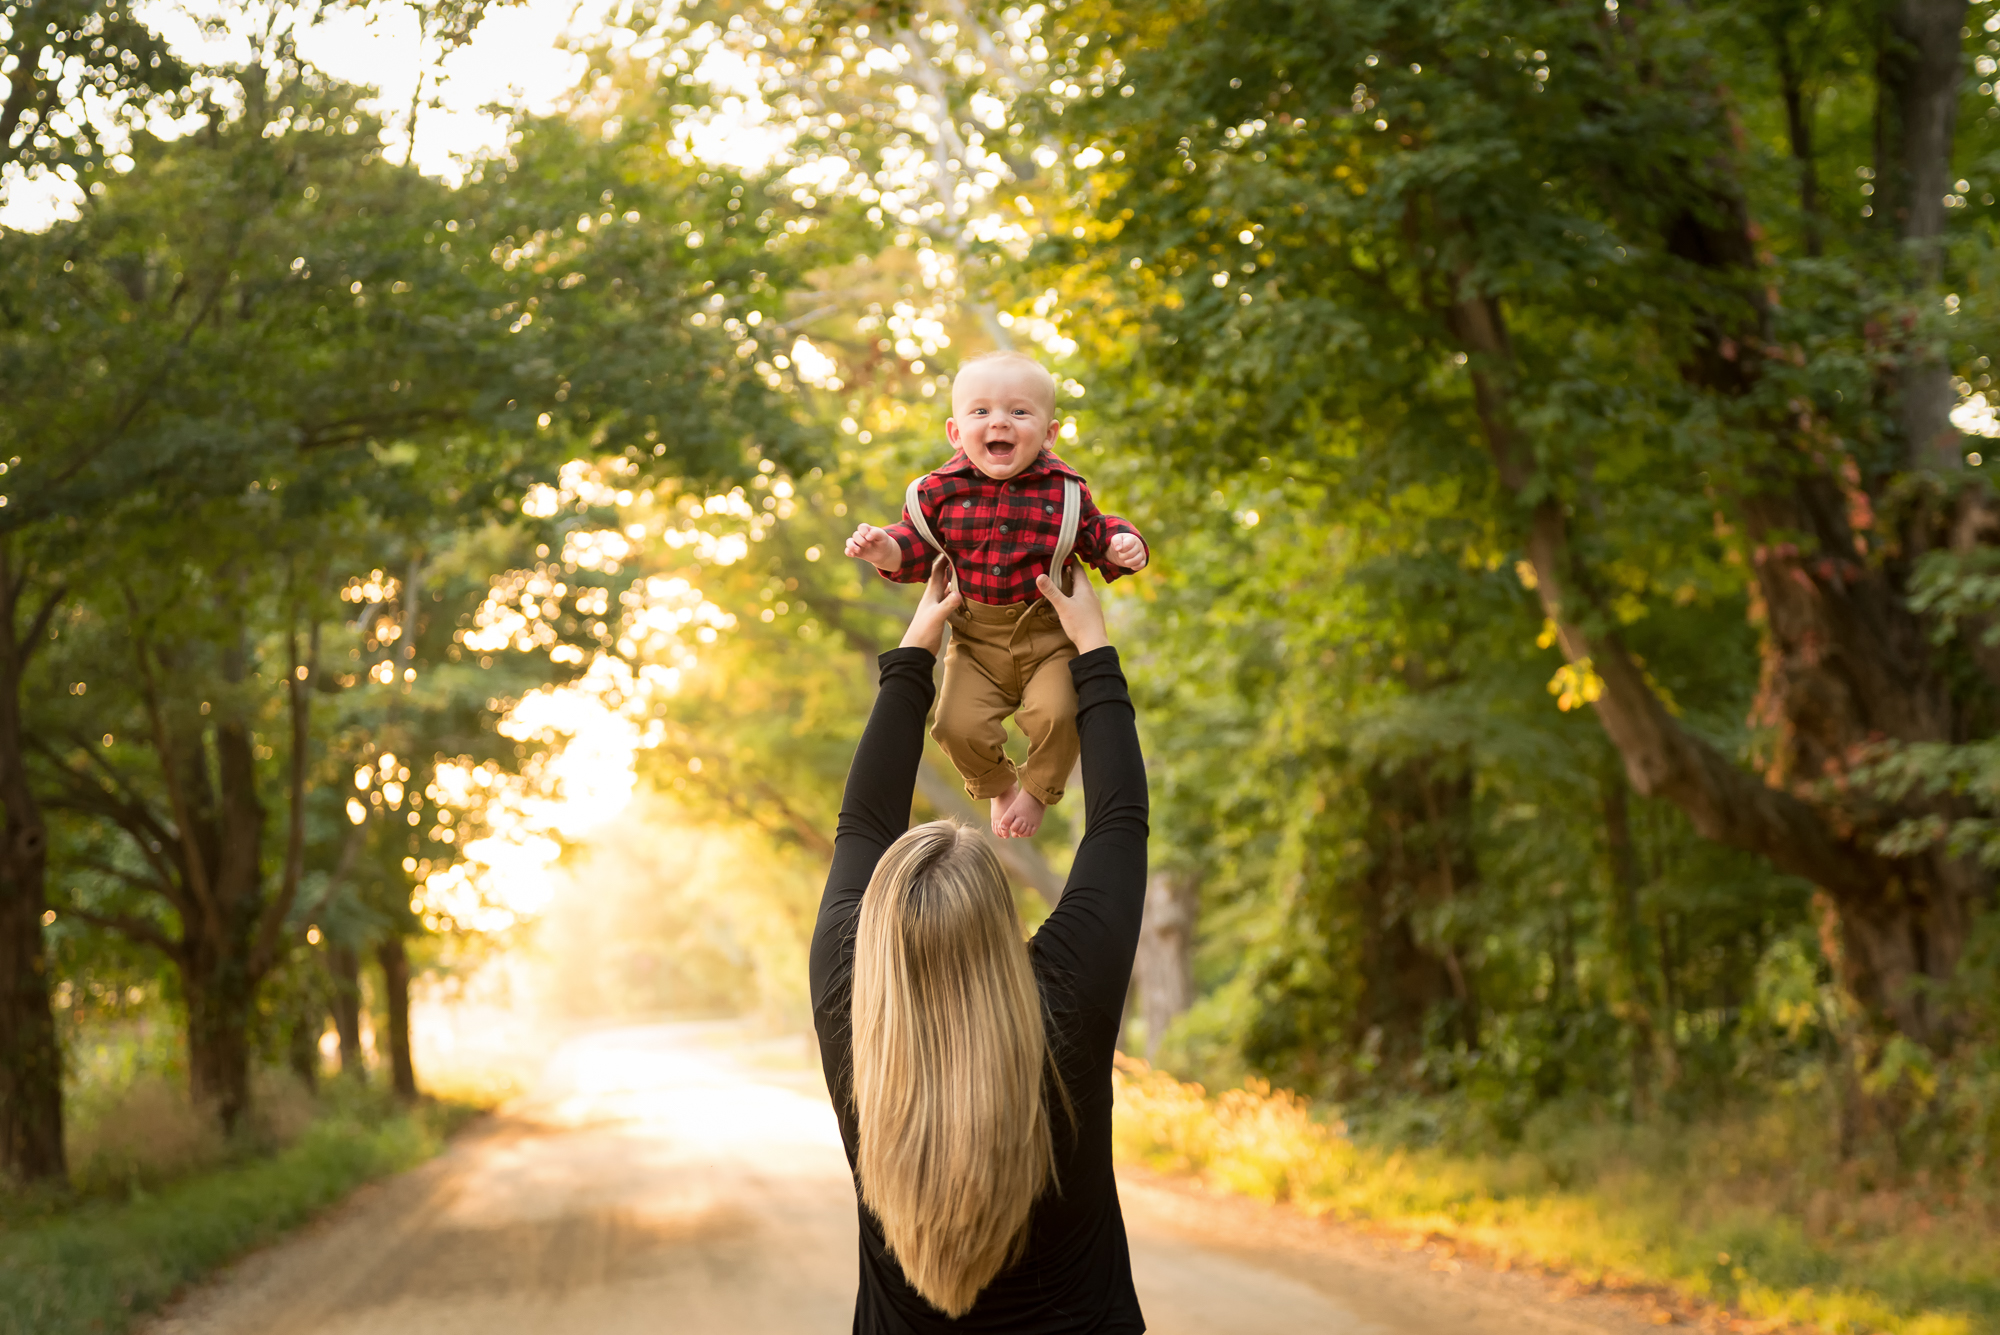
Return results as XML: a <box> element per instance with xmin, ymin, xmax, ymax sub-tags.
<box><xmin>0</xmin><ymin>0</ymin><xmax>193</xmax><ymax>178</ymax></box>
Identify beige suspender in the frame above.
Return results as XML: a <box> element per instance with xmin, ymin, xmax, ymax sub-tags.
<box><xmin>904</xmin><ymin>475</ymin><xmax>1082</xmax><ymax>597</ymax></box>
<box><xmin>903</xmin><ymin>476</ymin><xmax>953</xmax><ymax>592</ymax></box>
<box><xmin>1049</xmin><ymin>477</ymin><xmax>1082</xmax><ymax>593</ymax></box>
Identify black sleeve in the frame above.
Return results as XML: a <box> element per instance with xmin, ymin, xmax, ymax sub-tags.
<box><xmin>1030</xmin><ymin>646</ymin><xmax>1149</xmax><ymax>1027</ymax></box>
<box><xmin>809</xmin><ymin>647</ymin><xmax>938</xmax><ymax>1101</ymax></box>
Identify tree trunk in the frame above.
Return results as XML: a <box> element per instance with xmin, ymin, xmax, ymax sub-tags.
<box><xmin>181</xmin><ymin>948</ymin><xmax>256</xmax><ymax>1132</ymax></box>
<box><xmin>1355</xmin><ymin>758</ymin><xmax>1477</xmax><ymax>1069</ymax></box>
<box><xmin>0</xmin><ymin>546</ymin><xmax>66</xmax><ymax>1183</ymax></box>
<box><xmin>1601</xmin><ymin>771</ymin><xmax>1659</xmax><ymax>1112</ymax></box>
<box><xmin>376</xmin><ymin>936</ymin><xmax>417</xmax><ymax>1102</ymax></box>
<box><xmin>327</xmin><ymin>941</ymin><xmax>364</xmax><ymax>1079</ymax></box>
<box><xmin>0</xmin><ymin>860</ymin><xmax>64</xmax><ymax>1183</ymax></box>
<box><xmin>287</xmin><ymin>986</ymin><xmax>320</xmax><ymax>1095</ymax></box>
<box><xmin>1455</xmin><ymin>271</ymin><xmax>1989</xmax><ymax>1048</ymax></box>
<box><xmin>1768</xmin><ymin>3</ymin><xmax>1824</xmax><ymax>257</ymax></box>
<box><xmin>179</xmin><ymin>706</ymin><xmax>273</xmax><ymax>1126</ymax></box>
<box><xmin>1876</xmin><ymin>0</ymin><xmax>1967</xmax><ymax>469</ymax></box>
<box><xmin>1133</xmin><ymin>869</ymin><xmax>1198</xmax><ymax>1062</ymax></box>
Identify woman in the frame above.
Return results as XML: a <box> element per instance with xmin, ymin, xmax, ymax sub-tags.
<box><xmin>809</xmin><ymin>560</ymin><xmax>1149</xmax><ymax>1333</ymax></box>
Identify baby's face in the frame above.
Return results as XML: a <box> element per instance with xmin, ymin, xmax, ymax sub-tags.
<box><xmin>945</xmin><ymin>363</ymin><xmax>1059</xmax><ymax>480</ymax></box>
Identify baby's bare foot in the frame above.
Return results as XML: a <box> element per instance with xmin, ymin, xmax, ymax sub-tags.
<box><xmin>1003</xmin><ymin>789</ymin><xmax>1046</xmax><ymax>839</ymax></box>
<box><xmin>991</xmin><ymin>785</ymin><xmax>1022</xmax><ymax>838</ymax></box>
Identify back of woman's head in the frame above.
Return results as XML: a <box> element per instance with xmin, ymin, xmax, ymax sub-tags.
<box><xmin>851</xmin><ymin>820</ymin><xmax>1054</xmax><ymax>1317</ymax></box>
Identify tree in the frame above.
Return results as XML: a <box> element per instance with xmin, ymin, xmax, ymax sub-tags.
<box><xmin>1032</xmin><ymin>0</ymin><xmax>1997</xmax><ymax>1048</ymax></box>
<box><xmin>0</xmin><ymin>0</ymin><xmax>190</xmax><ymax>178</ymax></box>
<box><xmin>6</xmin><ymin>31</ymin><xmax>818</xmax><ymax>1132</ymax></box>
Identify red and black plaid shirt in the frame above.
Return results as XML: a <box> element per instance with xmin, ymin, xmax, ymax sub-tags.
<box><xmin>879</xmin><ymin>450</ymin><xmax>1147</xmax><ymax>604</ymax></box>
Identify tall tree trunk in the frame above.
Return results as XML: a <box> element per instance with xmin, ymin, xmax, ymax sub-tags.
<box><xmin>1354</xmin><ymin>758</ymin><xmax>1477</xmax><ymax>1071</ymax></box>
<box><xmin>287</xmin><ymin>984</ymin><xmax>320</xmax><ymax>1095</ymax></box>
<box><xmin>1133</xmin><ymin>869</ymin><xmax>1198</xmax><ymax>1062</ymax></box>
<box><xmin>181</xmin><ymin>945</ymin><xmax>256</xmax><ymax>1131</ymax></box>
<box><xmin>0</xmin><ymin>546</ymin><xmax>66</xmax><ymax>1182</ymax></box>
<box><xmin>376</xmin><ymin>936</ymin><xmax>417</xmax><ymax>1102</ymax></box>
<box><xmin>1772</xmin><ymin>12</ymin><xmax>1823</xmax><ymax>257</ymax></box>
<box><xmin>1876</xmin><ymin>0</ymin><xmax>1968</xmax><ymax>469</ymax></box>
<box><xmin>327</xmin><ymin>941</ymin><xmax>364</xmax><ymax>1079</ymax></box>
<box><xmin>1601</xmin><ymin>771</ymin><xmax>1659</xmax><ymax>1112</ymax></box>
<box><xmin>178</xmin><ymin>690</ymin><xmax>272</xmax><ymax>1127</ymax></box>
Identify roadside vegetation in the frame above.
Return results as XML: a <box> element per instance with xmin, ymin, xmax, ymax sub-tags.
<box><xmin>1</xmin><ymin>1046</ymin><xmax>479</xmax><ymax>1335</ymax></box>
<box><xmin>1115</xmin><ymin>1058</ymin><xmax>1995</xmax><ymax>1335</ymax></box>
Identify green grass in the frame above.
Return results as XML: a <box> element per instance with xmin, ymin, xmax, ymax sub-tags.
<box><xmin>1113</xmin><ymin>1058</ymin><xmax>2000</xmax><ymax>1335</ymax></box>
<box><xmin>0</xmin><ymin>1100</ymin><xmax>478</xmax><ymax>1335</ymax></box>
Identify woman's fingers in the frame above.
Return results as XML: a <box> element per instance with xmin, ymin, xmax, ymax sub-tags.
<box><xmin>1037</xmin><ymin>566</ymin><xmax>1110</xmax><ymax>653</ymax></box>
<box><xmin>899</xmin><ymin>557</ymin><xmax>959</xmax><ymax>652</ymax></box>
<box><xmin>925</xmin><ymin>556</ymin><xmax>958</xmax><ymax>605</ymax></box>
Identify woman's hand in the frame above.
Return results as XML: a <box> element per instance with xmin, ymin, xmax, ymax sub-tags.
<box><xmin>898</xmin><ymin>557</ymin><xmax>961</xmax><ymax>654</ymax></box>
<box><xmin>1036</xmin><ymin>563</ymin><xmax>1110</xmax><ymax>655</ymax></box>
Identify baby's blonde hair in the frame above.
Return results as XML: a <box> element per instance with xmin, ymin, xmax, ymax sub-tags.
<box><xmin>953</xmin><ymin>349</ymin><xmax>1057</xmax><ymax>415</ymax></box>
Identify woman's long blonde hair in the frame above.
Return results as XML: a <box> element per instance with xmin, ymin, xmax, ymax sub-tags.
<box><xmin>851</xmin><ymin>820</ymin><xmax>1055</xmax><ymax>1317</ymax></box>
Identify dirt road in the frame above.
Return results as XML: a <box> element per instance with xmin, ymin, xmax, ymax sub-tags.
<box><xmin>143</xmin><ymin>1023</ymin><xmax>1668</xmax><ymax>1335</ymax></box>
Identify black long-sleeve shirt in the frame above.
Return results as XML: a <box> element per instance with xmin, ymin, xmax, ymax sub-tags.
<box><xmin>809</xmin><ymin>645</ymin><xmax>1150</xmax><ymax>1334</ymax></box>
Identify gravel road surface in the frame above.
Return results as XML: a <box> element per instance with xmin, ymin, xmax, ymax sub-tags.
<box><xmin>142</xmin><ymin>1022</ymin><xmax>1671</xmax><ymax>1335</ymax></box>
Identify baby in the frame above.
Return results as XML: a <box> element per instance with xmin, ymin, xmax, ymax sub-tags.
<box><xmin>845</xmin><ymin>350</ymin><xmax>1149</xmax><ymax>838</ymax></box>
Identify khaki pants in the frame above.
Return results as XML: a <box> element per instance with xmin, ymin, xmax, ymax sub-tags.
<box><xmin>933</xmin><ymin>597</ymin><xmax>1079</xmax><ymax>807</ymax></box>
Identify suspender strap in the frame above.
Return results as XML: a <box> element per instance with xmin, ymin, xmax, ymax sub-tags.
<box><xmin>904</xmin><ymin>477</ymin><xmax>956</xmax><ymax>591</ymax></box>
<box><xmin>902</xmin><ymin>474</ymin><xmax>1081</xmax><ymax>595</ymax></box>
<box><xmin>1049</xmin><ymin>478</ymin><xmax>1082</xmax><ymax>594</ymax></box>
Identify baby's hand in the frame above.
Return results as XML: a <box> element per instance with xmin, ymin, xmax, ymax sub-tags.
<box><xmin>844</xmin><ymin>523</ymin><xmax>902</xmax><ymax>570</ymax></box>
<box><xmin>1107</xmin><ymin>532</ymin><xmax>1149</xmax><ymax>571</ymax></box>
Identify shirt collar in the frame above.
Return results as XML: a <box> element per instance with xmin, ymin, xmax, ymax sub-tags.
<box><xmin>936</xmin><ymin>448</ymin><xmax>1083</xmax><ymax>483</ymax></box>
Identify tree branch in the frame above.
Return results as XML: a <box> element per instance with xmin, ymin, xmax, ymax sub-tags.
<box><xmin>53</xmin><ymin>903</ymin><xmax>181</xmax><ymax>958</ymax></box>
<box><xmin>35</xmin><ymin>733</ymin><xmax>185</xmax><ymax>889</ymax></box>
<box><xmin>72</xmin><ymin>854</ymin><xmax>172</xmax><ymax>898</ymax></box>
<box><xmin>16</xmin><ymin>583</ymin><xmax>67</xmax><ymax>672</ymax></box>
<box><xmin>1449</xmin><ymin>286</ymin><xmax>1871</xmax><ymax>900</ymax></box>
<box><xmin>253</xmin><ymin>617</ymin><xmax>318</xmax><ymax>976</ymax></box>
<box><xmin>124</xmin><ymin>610</ymin><xmax>219</xmax><ymax>925</ymax></box>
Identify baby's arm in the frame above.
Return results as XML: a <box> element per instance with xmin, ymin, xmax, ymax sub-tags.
<box><xmin>843</xmin><ymin>523</ymin><xmax>904</xmax><ymax>570</ymax></box>
<box><xmin>1075</xmin><ymin>490</ymin><xmax>1149</xmax><ymax>580</ymax></box>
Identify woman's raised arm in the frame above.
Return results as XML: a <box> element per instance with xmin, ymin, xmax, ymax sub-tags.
<box><xmin>1029</xmin><ymin>569</ymin><xmax>1149</xmax><ymax>1023</ymax></box>
<box><xmin>808</xmin><ymin>561</ymin><xmax>957</xmax><ymax>1014</ymax></box>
